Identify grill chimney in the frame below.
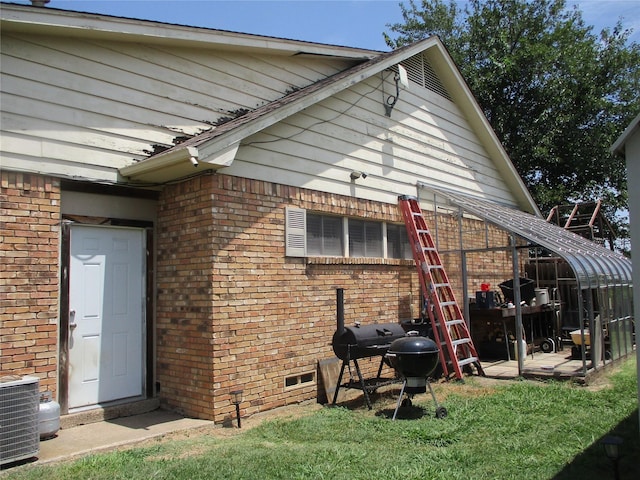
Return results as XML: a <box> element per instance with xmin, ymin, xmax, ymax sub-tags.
<box><xmin>336</xmin><ymin>288</ymin><xmax>345</xmax><ymax>335</ymax></box>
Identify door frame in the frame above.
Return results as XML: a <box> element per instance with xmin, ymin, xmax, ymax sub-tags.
<box><xmin>59</xmin><ymin>217</ymin><xmax>154</xmax><ymax>414</ymax></box>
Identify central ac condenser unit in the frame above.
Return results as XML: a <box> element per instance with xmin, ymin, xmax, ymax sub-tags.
<box><xmin>0</xmin><ymin>376</ymin><xmax>40</xmax><ymax>466</ymax></box>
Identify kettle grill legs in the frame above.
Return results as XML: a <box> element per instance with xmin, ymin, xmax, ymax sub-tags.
<box><xmin>392</xmin><ymin>378</ymin><xmax>448</xmax><ymax>420</ymax></box>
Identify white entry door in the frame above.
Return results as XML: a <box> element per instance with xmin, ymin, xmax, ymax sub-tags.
<box><xmin>68</xmin><ymin>225</ymin><xmax>145</xmax><ymax>409</ymax></box>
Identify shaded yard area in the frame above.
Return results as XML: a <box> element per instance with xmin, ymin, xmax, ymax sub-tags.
<box><xmin>3</xmin><ymin>356</ymin><xmax>638</xmax><ymax>480</ymax></box>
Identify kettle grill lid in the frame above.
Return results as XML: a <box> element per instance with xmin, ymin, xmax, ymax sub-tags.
<box><xmin>388</xmin><ymin>335</ymin><xmax>438</xmax><ymax>354</ymax></box>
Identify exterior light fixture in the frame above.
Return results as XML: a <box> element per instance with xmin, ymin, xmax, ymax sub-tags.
<box><xmin>350</xmin><ymin>171</ymin><xmax>367</xmax><ymax>180</ymax></box>
<box><xmin>601</xmin><ymin>435</ymin><xmax>623</xmax><ymax>480</ymax></box>
<box><xmin>230</xmin><ymin>389</ymin><xmax>243</xmax><ymax>428</ymax></box>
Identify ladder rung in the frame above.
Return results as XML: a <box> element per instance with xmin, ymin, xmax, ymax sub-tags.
<box><xmin>429</xmin><ymin>265</ymin><xmax>444</xmax><ymax>270</ymax></box>
<box><xmin>446</xmin><ymin>319</ymin><xmax>465</xmax><ymax>327</ymax></box>
<box><xmin>457</xmin><ymin>357</ymin><xmax>479</xmax><ymax>367</ymax></box>
<box><xmin>452</xmin><ymin>338</ymin><xmax>471</xmax><ymax>347</ymax></box>
<box><xmin>433</xmin><ymin>283</ymin><xmax>450</xmax><ymax>289</ymax></box>
<box><xmin>440</xmin><ymin>301</ymin><xmax>456</xmax><ymax>307</ymax></box>
<box><xmin>417</xmin><ymin>229</ymin><xmax>430</xmax><ymax>234</ymax></box>
<box><xmin>422</xmin><ymin>246</ymin><xmax>437</xmax><ymax>252</ymax></box>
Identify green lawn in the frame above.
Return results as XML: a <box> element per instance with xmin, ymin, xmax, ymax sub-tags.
<box><xmin>4</xmin><ymin>356</ymin><xmax>638</xmax><ymax>480</ymax></box>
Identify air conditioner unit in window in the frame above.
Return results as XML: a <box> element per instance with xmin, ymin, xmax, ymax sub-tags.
<box><xmin>0</xmin><ymin>376</ymin><xmax>40</xmax><ymax>466</ymax></box>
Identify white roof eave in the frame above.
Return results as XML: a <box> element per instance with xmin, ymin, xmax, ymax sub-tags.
<box><xmin>0</xmin><ymin>3</ymin><xmax>379</xmax><ymax>59</ymax></box>
<box><xmin>119</xmin><ymin>143</ymin><xmax>240</xmax><ymax>183</ymax></box>
<box><xmin>611</xmin><ymin>112</ymin><xmax>640</xmax><ymax>156</ymax></box>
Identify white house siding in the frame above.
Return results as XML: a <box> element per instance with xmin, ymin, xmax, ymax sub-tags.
<box><xmin>222</xmin><ymin>71</ymin><xmax>519</xmax><ymax>207</ymax></box>
<box><xmin>61</xmin><ymin>191</ymin><xmax>157</xmax><ymax>222</ymax></box>
<box><xmin>0</xmin><ymin>31</ymin><xmax>359</xmax><ymax>182</ymax></box>
<box><xmin>619</xmin><ymin>123</ymin><xmax>640</xmax><ymax>429</ymax></box>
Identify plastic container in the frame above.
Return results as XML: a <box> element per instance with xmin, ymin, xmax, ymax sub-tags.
<box><xmin>499</xmin><ymin>278</ymin><xmax>536</xmax><ymax>305</ymax></box>
<box><xmin>476</xmin><ymin>290</ymin><xmax>495</xmax><ymax>308</ymax></box>
<box><xmin>535</xmin><ymin>288</ymin><xmax>549</xmax><ymax>306</ymax></box>
<box><xmin>570</xmin><ymin>329</ymin><xmax>590</xmax><ymax>346</ymax></box>
<box><xmin>39</xmin><ymin>391</ymin><xmax>60</xmax><ymax>440</ymax></box>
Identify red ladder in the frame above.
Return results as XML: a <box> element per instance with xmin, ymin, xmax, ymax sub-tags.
<box><xmin>398</xmin><ymin>195</ymin><xmax>484</xmax><ymax>380</ymax></box>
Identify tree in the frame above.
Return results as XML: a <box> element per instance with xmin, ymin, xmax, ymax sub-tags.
<box><xmin>385</xmin><ymin>0</ymin><xmax>640</xmax><ymax>244</ymax></box>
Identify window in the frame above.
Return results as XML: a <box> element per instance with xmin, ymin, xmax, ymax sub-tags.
<box><xmin>387</xmin><ymin>224</ymin><xmax>413</xmax><ymax>259</ymax></box>
<box><xmin>307</xmin><ymin>214</ymin><xmax>343</xmax><ymax>256</ymax></box>
<box><xmin>285</xmin><ymin>208</ymin><xmax>412</xmax><ymax>260</ymax></box>
<box><xmin>349</xmin><ymin>220</ymin><xmax>382</xmax><ymax>257</ymax></box>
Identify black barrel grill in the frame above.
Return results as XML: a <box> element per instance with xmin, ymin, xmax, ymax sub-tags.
<box><xmin>331</xmin><ymin>289</ymin><xmax>407</xmax><ymax>409</ymax></box>
<box><xmin>332</xmin><ymin>322</ymin><xmax>407</xmax><ymax>361</ymax></box>
<box><xmin>331</xmin><ymin>288</ymin><xmax>405</xmax><ymax>410</ymax></box>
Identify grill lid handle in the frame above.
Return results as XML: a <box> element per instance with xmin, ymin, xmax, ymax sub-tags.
<box><xmin>377</xmin><ymin>328</ymin><xmax>393</xmax><ymax>336</ymax></box>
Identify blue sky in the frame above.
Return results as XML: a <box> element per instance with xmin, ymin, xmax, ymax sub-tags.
<box><xmin>9</xmin><ymin>0</ymin><xmax>640</xmax><ymax>50</ymax></box>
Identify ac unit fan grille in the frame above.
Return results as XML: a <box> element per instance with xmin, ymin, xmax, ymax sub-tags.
<box><xmin>0</xmin><ymin>376</ymin><xmax>40</xmax><ymax>465</ymax></box>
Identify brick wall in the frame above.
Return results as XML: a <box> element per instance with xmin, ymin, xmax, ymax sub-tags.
<box><xmin>157</xmin><ymin>173</ymin><xmax>514</xmax><ymax>423</ymax></box>
<box><xmin>0</xmin><ymin>168</ymin><xmax>520</xmax><ymax>421</ymax></box>
<box><xmin>0</xmin><ymin>171</ymin><xmax>60</xmax><ymax>395</ymax></box>
<box><xmin>155</xmin><ymin>174</ymin><xmax>216</xmax><ymax>418</ymax></box>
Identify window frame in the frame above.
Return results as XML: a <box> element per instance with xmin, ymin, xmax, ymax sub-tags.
<box><xmin>285</xmin><ymin>208</ymin><xmax>410</xmax><ymax>260</ymax></box>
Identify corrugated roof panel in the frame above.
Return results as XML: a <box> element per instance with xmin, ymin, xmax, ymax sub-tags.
<box><xmin>427</xmin><ymin>187</ymin><xmax>632</xmax><ymax>289</ymax></box>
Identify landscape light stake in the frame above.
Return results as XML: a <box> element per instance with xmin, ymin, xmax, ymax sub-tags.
<box><xmin>601</xmin><ymin>435</ymin><xmax>623</xmax><ymax>480</ymax></box>
<box><xmin>230</xmin><ymin>389</ymin><xmax>243</xmax><ymax>428</ymax></box>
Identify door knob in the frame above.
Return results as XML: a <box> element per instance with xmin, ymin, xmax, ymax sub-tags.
<box><xmin>69</xmin><ymin>309</ymin><xmax>77</xmax><ymax>330</ymax></box>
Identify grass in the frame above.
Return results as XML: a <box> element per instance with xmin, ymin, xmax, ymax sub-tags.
<box><xmin>3</xmin><ymin>356</ymin><xmax>638</xmax><ymax>480</ymax></box>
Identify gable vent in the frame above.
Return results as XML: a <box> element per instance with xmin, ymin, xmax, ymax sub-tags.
<box><xmin>399</xmin><ymin>54</ymin><xmax>452</xmax><ymax>101</ymax></box>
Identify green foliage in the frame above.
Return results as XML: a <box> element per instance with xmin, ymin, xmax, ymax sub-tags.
<box><xmin>385</xmin><ymin>0</ymin><xmax>640</xmax><ymax>239</ymax></box>
<box><xmin>4</xmin><ymin>357</ymin><xmax>638</xmax><ymax>480</ymax></box>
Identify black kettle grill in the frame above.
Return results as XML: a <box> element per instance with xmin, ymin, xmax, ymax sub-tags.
<box><xmin>386</xmin><ymin>333</ymin><xmax>447</xmax><ymax>419</ymax></box>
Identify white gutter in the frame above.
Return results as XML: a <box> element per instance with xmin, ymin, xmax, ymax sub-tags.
<box><xmin>120</xmin><ymin>146</ymin><xmax>200</xmax><ymax>178</ymax></box>
<box><xmin>119</xmin><ymin>142</ymin><xmax>240</xmax><ymax>182</ymax></box>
